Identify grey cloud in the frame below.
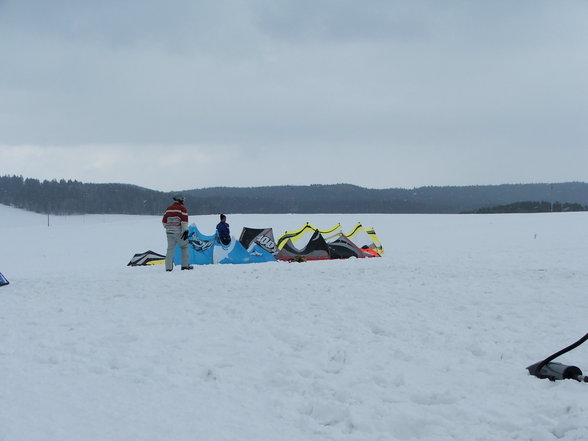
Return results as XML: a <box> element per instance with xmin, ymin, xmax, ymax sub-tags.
<box><xmin>1</xmin><ymin>0</ymin><xmax>587</xmax><ymax>188</ymax></box>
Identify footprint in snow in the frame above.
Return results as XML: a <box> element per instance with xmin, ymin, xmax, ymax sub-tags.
<box><xmin>324</xmin><ymin>349</ymin><xmax>347</xmax><ymax>374</ymax></box>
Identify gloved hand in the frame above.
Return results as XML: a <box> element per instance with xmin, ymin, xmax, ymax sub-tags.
<box><xmin>181</xmin><ymin>230</ymin><xmax>188</xmax><ymax>241</ymax></box>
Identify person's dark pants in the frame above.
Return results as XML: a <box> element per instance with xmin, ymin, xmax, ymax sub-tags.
<box><xmin>220</xmin><ymin>237</ymin><xmax>231</xmax><ymax>246</ymax></box>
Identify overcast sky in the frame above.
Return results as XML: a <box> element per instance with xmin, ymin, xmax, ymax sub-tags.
<box><xmin>1</xmin><ymin>0</ymin><xmax>587</xmax><ymax>191</ymax></box>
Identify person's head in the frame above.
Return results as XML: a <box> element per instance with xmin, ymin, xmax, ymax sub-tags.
<box><xmin>173</xmin><ymin>194</ymin><xmax>185</xmax><ymax>204</ymax></box>
<box><xmin>220</xmin><ymin>214</ymin><xmax>226</xmax><ymax>222</ymax></box>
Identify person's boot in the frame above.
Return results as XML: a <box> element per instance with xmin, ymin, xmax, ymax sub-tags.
<box><xmin>181</xmin><ymin>266</ymin><xmax>194</xmax><ymax>270</ymax></box>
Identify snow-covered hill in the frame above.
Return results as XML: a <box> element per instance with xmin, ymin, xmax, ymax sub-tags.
<box><xmin>1</xmin><ymin>204</ymin><xmax>587</xmax><ymax>440</ymax></box>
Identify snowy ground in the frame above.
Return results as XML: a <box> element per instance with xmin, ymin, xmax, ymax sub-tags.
<box><xmin>1</xmin><ymin>204</ymin><xmax>587</xmax><ymax>441</ymax></box>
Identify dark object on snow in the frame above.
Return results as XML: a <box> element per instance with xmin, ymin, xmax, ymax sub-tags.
<box><xmin>327</xmin><ymin>234</ymin><xmax>375</xmax><ymax>259</ymax></box>
<box><xmin>527</xmin><ymin>361</ymin><xmax>584</xmax><ymax>381</ymax></box>
<box><xmin>127</xmin><ymin>250</ymin><xmax>165</xmax><ymax>266</ymax></box>
<box><xmin>0</xmin><ymin>272</ymin><xmax>9</xmax><ymax>287</ymax></box>
<box><xmin>238</xmin><ymin>227</ymin><xmax>277</xmax><ymax>263</ymax></box>
<box><xmin>276</xmin><ymin>230</ymin><xmax>331</xmax><ymax>262</ymax></box>
<box><xmin>239</xmin><ymin>227</ymin><xmax>278</xmax><ymax>254</ymax></box>
<box><xmin>527</xmin><ymin>333</ymin><xmax>588</xmax><ymax>382</ymax></box>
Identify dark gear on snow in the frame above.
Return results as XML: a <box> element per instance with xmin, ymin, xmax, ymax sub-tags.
<box><xmin>527</xmin><ymin>332</ymin><xmax>588</xmax><ymax>383</ymax></box>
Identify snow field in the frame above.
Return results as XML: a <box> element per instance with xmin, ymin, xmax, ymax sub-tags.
<box><xmin>1</xmin><ymin>206</ymin><xmax>587</xmax><ymax>440</ymax></box>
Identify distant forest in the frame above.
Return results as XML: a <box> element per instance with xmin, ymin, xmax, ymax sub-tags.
<box><xmin>1</xmin><ymin>175</ymin><xmax>587</xmax><ymax>215</ymax></box>
<box><xmin>466</xmin><ymin>201</ymin><xmax>587</xmax><ymax>214</ymax></box>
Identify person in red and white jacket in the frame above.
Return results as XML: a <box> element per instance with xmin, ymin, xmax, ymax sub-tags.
<box><xmin>162</xmin><ymin>194</ymin><xmax>193</xmax><ymax>271</ymax></box>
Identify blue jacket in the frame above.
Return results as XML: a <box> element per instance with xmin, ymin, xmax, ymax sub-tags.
<box><xmin>216</xmin><ymin>221</ymin><xmax>230</xmax><ymax>239</ymax></box>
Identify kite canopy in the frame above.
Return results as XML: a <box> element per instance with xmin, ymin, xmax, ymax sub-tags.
<box><xmin>213</xmin><ymin>238</ymin><xmax>251</xmax><ymax>264</ymax></box>
<box><xmin>276</xmin><ymin>222</ymin><xmax>341</xmax><ymax>250</ymax></box>
<box><xmin>342</xmin><ymin>222</ymin><xmax>384</xmax><ymax>256</ymax></box>
<box><xmin>127</xmin><ymin>250</ymin><xmax>165</xmax><ymax>266</ymax></box>
<box><xmin>173</xmin><ymin>225</ymin><xmax>278</xmax><ymax>265</ymax></box>
<box><xmin>239</xmin><ymin>227</ymin><xmax>278</xmax><ymax>263</ymax></box>
<box><xmin>275</xmin><ymin>222</ymin><xmax>384</xmax><ymax>261</ymax></box>
<box><xmin>276</xmin><ymin>229</ymin><xmax>332</xmax><ymax>262</ymax></box>
<box><xmin>0</xmin><ymin>272</ymin><xmax>9</xmax><ymax>287</ymax></box>
<box><xmin>174</xmin><ymin>225</ymin><xmax>216</xmax><ymax>265</ymax></box>
<box><xmin>129</xmin><ymin>222</ymin><xmax>382</xmax><ymax>267</ymax></box>
<box><xmin>327</xmin><ymin>234</ymin><xmax>371</xmax><ymax>259</ymax></box>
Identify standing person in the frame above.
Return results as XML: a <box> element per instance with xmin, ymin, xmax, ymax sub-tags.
<box><xmin>162</xmin><ymin>194</ymin><xmax>193</xmax><ymax>271</ymax></box>
<box><xmin>216</xmin><ymin>214</ymin><xmax>231</xmax><ymax>245</ymax></box>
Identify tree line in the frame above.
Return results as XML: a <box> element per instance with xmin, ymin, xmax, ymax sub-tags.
<box><xmin>466</xmin><ymin>201</ymin><xmax>587</xmax><ymax>214</ymax></box>
<box><xmin>1</xmin><ymin>175</ymin><xmax>588</xmax><ymax>215</ymax></box>
<box><xmin>0</xmin><ymin>176</ymin><xmax>167</xmax><ymax>215</ymax></box>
